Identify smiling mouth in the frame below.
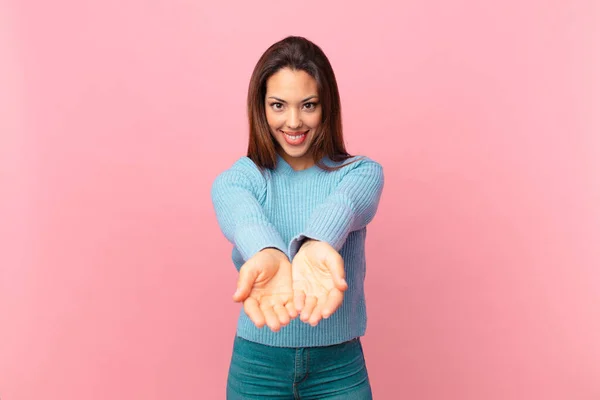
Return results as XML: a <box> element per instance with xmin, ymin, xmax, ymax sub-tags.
<box><xmin>281</xmin><ymin>130</ymin><xmax>309</xmax><ymax>138</ymax></box>
<box><xmin>280</xmin><ymin>130</ymin><xmax>309</xmax><ymax>145</ymax></box>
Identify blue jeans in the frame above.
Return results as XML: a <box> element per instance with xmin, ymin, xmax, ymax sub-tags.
<box><xmin>226</xmin><ymin>336</ymin><xmax>373</xmax><ymax>399</ymax></box>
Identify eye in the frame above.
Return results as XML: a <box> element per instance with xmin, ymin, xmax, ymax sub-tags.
<box><xmin>270</xmin><ymin>102</ymin><xmax>284</xmax><ymax>111</ymax></box>
<box><xmin>303</xmin><ymin>102</ymin><xmax>318</xmax><ymax>111</ymax></box>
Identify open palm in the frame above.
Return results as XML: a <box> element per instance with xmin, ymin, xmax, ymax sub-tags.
<box><xmin>233</xmin><ymin>248</ymin><xmax>297</xmax><ymax>332</ymax></box>
<box><xmin>292</xmin><ymin>240</ymin><xmax>348</xmax><ymax>326</ymax></box>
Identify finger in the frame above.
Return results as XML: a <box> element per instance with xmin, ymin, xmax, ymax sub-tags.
<box><xmin>324</xmin><ymin>253</ymin><xmax>347</xmax><ymax>291</ymax></box>
<box><xmin>300</xmin><ymin>295</ymin><xmax>318</xmax><ymax>323</ymax></box>
<box><xmin>308</xmin><ymin>294</ymin><xmax>328</xmax><ymax>326</ymax></box>
<box><xmin>233</xmin><ymin>266</ymin><xmax>259</xmax><ymax>302</ymax></box>
<box><xmin>261</xmin><ymin>304</ymin><xmax>281</xmax><ymax>332</ymax></box>
<box><xmin>243</xmin><ymin>298</ymin><xmax>265</xmax><ymax>328</ymax></box>
<box><xmin>273</xmin><ymin>304</ymin><xmax>291</xmax><ymax>326</ymax></box>
<box><xmin>285</xmin><ymin>301</ymin><xmax>298</xmax><ymax>319</ymax></box>
<box><xmin>294</xmin><ymin>289</ymin><xmax>306</xmax><ymax>313</ymax></box>
<box><xmin>321</xmin><ymin>288</ymin><xmax>344</xmax><ymax>319</ymax></box>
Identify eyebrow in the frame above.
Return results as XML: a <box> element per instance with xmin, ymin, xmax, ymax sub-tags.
<box><xmin>267</xmin><ymin>95</ymin><xmax>318</xmax><ymax>103</ymax></box>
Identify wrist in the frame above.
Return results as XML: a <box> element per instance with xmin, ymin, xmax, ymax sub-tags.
<box><xmin>300</xmin><ymin>238</ymin><xmax>317</xmax><ymax>250</ymax></box>
<box><xmin>261</xmin><ymin>247</ymin><xmax>288</xmax><ymax>259</ymax></box>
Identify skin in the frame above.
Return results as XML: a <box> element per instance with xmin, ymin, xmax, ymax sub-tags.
<box><xmin>234</xmin><ymin>242</ymin><xmax>348</xmax><ymax>331</ymax></box>
<box><xmin>292</xmin><ymin>240</ymin><xmax>348</xmax><ymax>327</ymax></box>
<box><xmin>265</xmin><ymin>68</ymin><xmax>322</xmax><ymax>171</ymax></box>
<box><xmin>232</xmin><ymin>248</ymin><xmax>296</xmax><ymax>332</ymax></box>
<box><xmin>233</xmin><ymin>67</ymin><xmax>348</xmax><ymax>331</ymax></box>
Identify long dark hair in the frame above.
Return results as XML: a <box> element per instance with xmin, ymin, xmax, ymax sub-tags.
<box><xmin>246</xmin><ymin>36</ymin><xmax>357</xmax><ymax>171</ymax></box>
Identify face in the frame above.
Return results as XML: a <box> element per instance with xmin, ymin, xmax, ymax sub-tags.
<box><xmin>265</xmin><ymin>68</ymin><xmax>322</xmax><ymax>171</ymax></box>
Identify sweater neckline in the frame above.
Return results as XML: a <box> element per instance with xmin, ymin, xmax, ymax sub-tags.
<box><xmin>276</xmin><ymin>153</ymin><xmax>327</xmax><ymax>174</ymax></box>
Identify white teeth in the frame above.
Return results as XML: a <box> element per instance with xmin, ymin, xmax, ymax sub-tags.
<box><xmin>286</xmin><ymin>134</ymin><xmax>303</xmax><ymax>139</ymax></box>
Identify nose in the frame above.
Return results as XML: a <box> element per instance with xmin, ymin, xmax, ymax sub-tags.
<box><xmin>286</xmin><ymin>110</ymin><xmax>302</xmax><ymax>130</ymax></box>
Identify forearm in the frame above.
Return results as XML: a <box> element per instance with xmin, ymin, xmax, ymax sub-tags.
<box><xmin>288</xmin><ymin>159</ymin><xmax>384</xmax><ymax>259</ymax></box>
<box><xmin>211</xmin><ymin>163</ymin><xmax>288</xmax><ymax>261</ymax></box>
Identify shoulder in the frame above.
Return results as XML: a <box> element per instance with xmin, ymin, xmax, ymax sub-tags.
<box><xmin>228</xmin><ymin>156</ymin><xmax>259</xmax><ymax>172</ymax></box>
<box><xmin>213</xmin><ymin>156</ymin><xmax>267</xmax><ymax>192</ymax></box>
<box><xmin>218</xmin><ymin>156</ymin><xmax>262</xmax><ymax>176</ymax></box>
<box><xmin>343</xmin><ymin>155</ymin><xmax>382</xmax><ymax>167</ymax></box>
<box><xmin>337</xmin><ymin>155</ymin><xmax>384</xmax><ymax>180</ymax></box>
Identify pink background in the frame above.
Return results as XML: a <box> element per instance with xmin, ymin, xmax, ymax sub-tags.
<box><xmin>1</xmin><ymin>1</ymin><xmax>599</xmax><ymax>399</ymax></box>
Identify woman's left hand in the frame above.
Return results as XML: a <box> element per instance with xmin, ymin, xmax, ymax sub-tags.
<box><xmin>292</xmin><ymin>240</ymin><xmax>348</xmax><ymax>326</ymax></box>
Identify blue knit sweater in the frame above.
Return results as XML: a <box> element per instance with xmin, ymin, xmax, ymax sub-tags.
<box><xmin>211</xmin><ymin>153</ymin><xmax>384</xmax><ymax>347</ymax></box>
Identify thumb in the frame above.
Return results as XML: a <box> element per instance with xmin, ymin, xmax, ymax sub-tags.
<box><xmin>233</xmin><ymin>264</ymin><xmax>259</xmax><ymax>302</ymax></box>
<box><xmin>324</xmin><ymin>251</ymin><xmax>347</xmax><ymax>291</ymax></box>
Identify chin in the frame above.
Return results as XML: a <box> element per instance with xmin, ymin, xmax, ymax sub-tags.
<box><xmin>282</xmin><ymin>146</ymin><xmax>309</xmax><ymax>157</ymax></box>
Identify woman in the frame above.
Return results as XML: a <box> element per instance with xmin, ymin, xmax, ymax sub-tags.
<box><xmin>211</xmin><ymin>35</ymin><xmax>384</xmax><ymax>399</ymax></box>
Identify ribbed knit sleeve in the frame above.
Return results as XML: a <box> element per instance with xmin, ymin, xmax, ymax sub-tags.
<box><xmin>288</xmin><ymin>158</ymin><xmax>384</xmax><ymax>259</ymax></box>
<box><xmin>211</xmin><ymin>157</ymin><xmax>288</xmax><ymax>262</ymax></box>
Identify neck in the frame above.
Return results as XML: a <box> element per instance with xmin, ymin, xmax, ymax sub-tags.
<box><xmin>278</xmin><ymin>150</ymin><xmax>315</xmax><ymax>171</ymax></box>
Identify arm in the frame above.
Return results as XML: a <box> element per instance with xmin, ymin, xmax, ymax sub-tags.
<box><xmin>288</xmin><ymin>157</ymin><xmax>384</xmax><ymax>259</ymax></box>
<box><xmin>211</xmin><ymin>157</ymin><xmax>288</xmax><ymax>263</ymax></box>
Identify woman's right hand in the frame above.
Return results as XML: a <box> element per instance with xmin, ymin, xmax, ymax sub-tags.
<box><xmin>233</xmin><ymin>248</ymin><xmax>297</xmax><ymax>332</ymax></box>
